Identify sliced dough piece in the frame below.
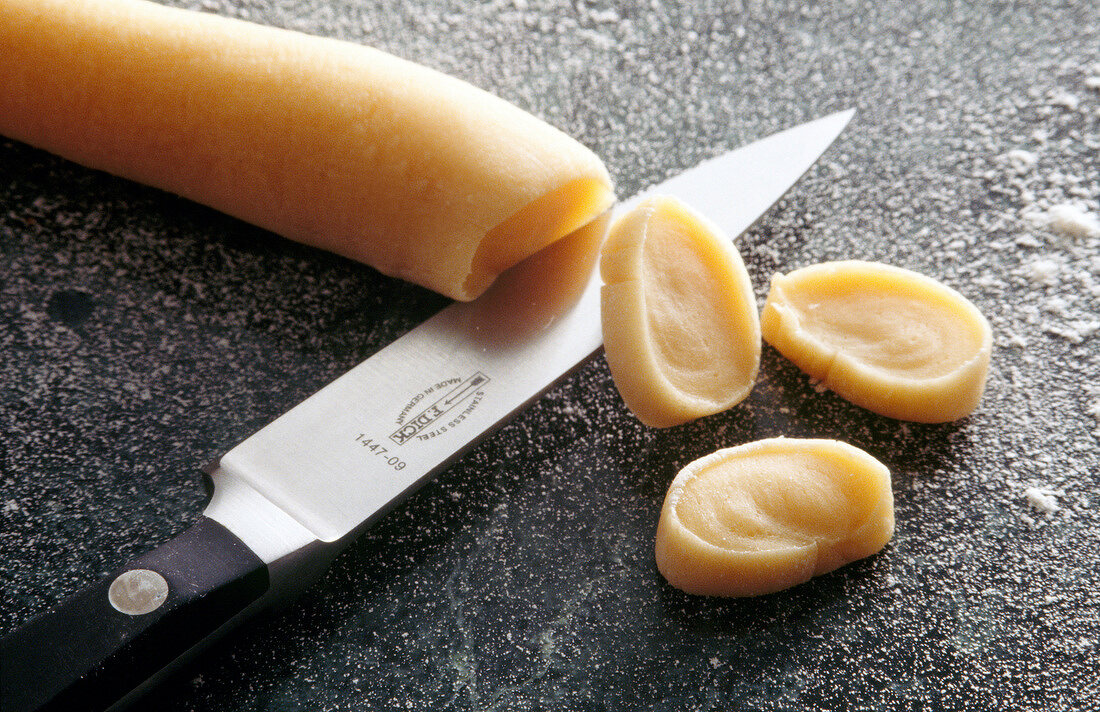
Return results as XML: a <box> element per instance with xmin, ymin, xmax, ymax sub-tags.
<box><xmin>655</xmin><ymin>438</ymin><xmax>894</xmax><ymax>597</ymax></box>
<box><xmin>600</xmin><ymin>196</ymin><xmax>761</xmax><ymax>427</ymax></box>
<box><xmin>0</xmin><ymin>0</ymin><xmax>613</xmax><ymax>301</ymax></box>
<box><xmin>761</xmin><ymin>261</ymin><xmax>992</xmax><ymax>423</ymax></box>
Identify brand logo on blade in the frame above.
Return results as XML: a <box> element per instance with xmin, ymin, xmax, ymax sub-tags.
<box><xmin>390</xmin><ymin>372</ymin><xmax>490</xmax><ymax>445</ymax></box>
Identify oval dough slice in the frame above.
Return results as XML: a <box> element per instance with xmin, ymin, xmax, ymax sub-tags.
<box><xmin>761</xmin><ymin>261</ymin><xmax>992</xmax><ymax>422</ymax></box>
<box><xmin>600</xmin><ymin>196</ymin><xmax>761</xmax><ymax>428</ymax></box>
<box><xmin>655</xmin><ymin>438</ymin><xmax>894</xmax><ymax>597</ymax></box>
<box><xmin>0</xmin><ymin>0</ymin><xmax>614</xmax><ymax>301</ymax></box>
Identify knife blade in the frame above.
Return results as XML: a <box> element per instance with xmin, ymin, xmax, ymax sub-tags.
<box><xmin>0</xmin><ymin>109</ymin><xmax>854</xmax><ymax>712</ymax></box>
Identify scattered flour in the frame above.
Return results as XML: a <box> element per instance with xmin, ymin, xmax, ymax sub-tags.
<box><xmin>1023</xmin><ymin>203</ymin><xmax>1100</xmax><ymax>239</ymax></box>
<box><xmin>1088</xmin><ymin>387</ymin><xmax>1100</xmax><ymax>437</ymax></box>
<box><xmin>1026</xmin><ymin>258</ymin><xmax>1060</xmax><ymax>285</ymax></box>
<box><xmin>1047</xmin><ymin>89</ymin><xmax>1081</xmax><ymax>110</ymax></box>
<box><xmin>1024</xmin><ymin>486</ymin><xmax>1061</xmax><ymax>515</ymax></box>
<box><xmin>1000</xmin><ymin>148</ymin><xmax>1038</xmax><ymax>174</ymax></box>
<box><xmin>1046</xmin><ymin>203</ymin><xmax>1100</xmax><ymax>239</ymax></box>
<box><xmin>4</xmin><ymin>2</ymin><xmax>1100</xmax><ymax>709</ymax></box>
<box><xmin>1043</xmin><ymin>320</ymin><xmax>1100</xmax><ymax>343</ymax></box>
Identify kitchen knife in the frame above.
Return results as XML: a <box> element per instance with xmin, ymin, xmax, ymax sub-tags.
<box><xmin>0</xmin><ymin>109</ymin><xmax>854</xmax><ymax>712</ymax></box>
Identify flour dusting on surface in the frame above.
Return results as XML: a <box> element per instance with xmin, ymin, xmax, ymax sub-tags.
<box><xmin>1024</xmin><ymin>487</ymin><xmax>1062</xmax><ymax>515</ymax></box>
<box><xmin>2</xmin><ymin>0</ymin><xmax>1099</xmax><ymax>709</ymax></box>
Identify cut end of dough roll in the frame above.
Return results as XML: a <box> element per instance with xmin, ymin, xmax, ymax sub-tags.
<box><xmin>463</xmin><ymin>176</ymin><xmax>615</xmax><ymax>301</ymax></box>
<box><xmin>655</xmin><ymin>438</ymin><xmax>895</xmax><ymax>598</ymax></box>
<box><xmin>761</xmin><ymin>260</ymin><xmax>992</xmax><ymax>422</ymax></box>
<box><xmin>599</xmin><ymin>196</ymin><xmax>761</xmax><ymax>428</ymax></box>
<box><xmin>0</xmin><ymin>0</ymin><xmax>615</xmax><ymax>302</ymax></box>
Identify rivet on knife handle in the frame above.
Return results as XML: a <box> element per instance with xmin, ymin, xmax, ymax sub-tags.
<box><xmin>0</xmin><ymin>518</ymin><xmax>269</xmax><ymax>712</ymax></box>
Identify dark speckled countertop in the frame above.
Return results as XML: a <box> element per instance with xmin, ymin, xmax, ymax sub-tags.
<box><xmin>3</xmin><ymin>0</ymin><xmax>1099</xmax><ymax>710</ymax></box>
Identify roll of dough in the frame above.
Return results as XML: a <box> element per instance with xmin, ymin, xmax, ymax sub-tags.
<box><xmin>0</xmin><ymin>0</ymin><xmax>614</xmax><ymax>300</ymax></box>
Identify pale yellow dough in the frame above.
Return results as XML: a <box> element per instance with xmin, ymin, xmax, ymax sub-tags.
<box><xmin>655</xmin><ymin>438</ymin><xmax>894</xmax><ymax>597</ymax></box>
<box><xmin>600</xmin><ymin>196</ymin><xmax>761</xmax><ymax>428</ymax></box>
<box><xmin>0</xmin><ymin>0</ymin><xmax>614</xmax><ymax>301</ymax></box>
<box><xmin>761</xmin><ymin>261</ymin><xmax>992</xmax><ymax>423</ymax></box>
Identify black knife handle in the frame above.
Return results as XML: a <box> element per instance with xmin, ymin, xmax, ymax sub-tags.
<box><xmin>1</xmin><ymin>517</ymin><xmax>269</xmax><ymax>712</ymax></box>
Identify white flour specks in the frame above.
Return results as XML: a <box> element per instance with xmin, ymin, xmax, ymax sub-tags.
<box><xmin>1024</xmin><ymin>486</ymin><xmax>1062</xmax><ymax>514</ymax></box>
<box><xmin>1044</xmin><ymin>203</ymin><xmax>1100</xmax><ymax>239</ymax></box>
<box><xmin>1044</xmin><ymin>320</ymin><xmax>1100</xmax><ymax>344</ymax></box>
<box><xmin>1000</xmin><ymin>148</ymin><xmax>1038</xmax><ymax>175</ymax></box>
<box><xmin>1048</xmin><ymin>89</ymin><xmax>1081</xmax><ymax>111</ymax></box>
<box><xmin>1026</xmin><ymin>257</ymin><xmax>1061</xmax><ymax>285</ymax></box>
<box><xmin>4</xmin><ymin>1</ymin><xmax>1100</xmax><ymax>709</ymax></box>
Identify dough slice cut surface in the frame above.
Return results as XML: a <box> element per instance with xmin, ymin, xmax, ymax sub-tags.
<box><xmin>761</xmin><ymin>260</ymin><xmax>992</xmax><ymax>422</ymax></box>
<box><xmin>0</xmin><ymin>0</ymin><xmax>614</xmax><ymax>301</ymax></box>
<box><xmin>655</xmin><ymin>438</ymin><xmax>894</xmax><ymax>598</ymax></box>
<box><xmin>600</xmin><ymin>196</ymin><xmax>761</xmax><ymax>428</ymax></box>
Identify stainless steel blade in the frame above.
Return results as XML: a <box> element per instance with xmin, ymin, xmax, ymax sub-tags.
<box><xmin>207</xmin><ymin>109</ymin><xmax>855</xmax><ymax>548</ymax></box>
